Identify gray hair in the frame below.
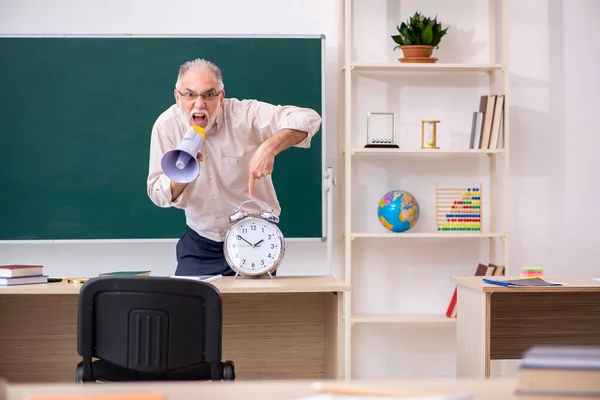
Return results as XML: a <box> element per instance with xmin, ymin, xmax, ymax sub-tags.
<box><xmin>175</xmin><ymin>58</ymin><xmax>224</xmax><ymax>91</ymax></box>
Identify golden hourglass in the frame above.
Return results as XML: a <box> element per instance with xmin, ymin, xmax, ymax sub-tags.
<box><xmin>421</xmin><ymin>120</ymin><xmax>440</xmax><ymax>149</ymax></box>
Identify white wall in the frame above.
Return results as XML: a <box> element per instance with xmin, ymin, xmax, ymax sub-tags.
<box><xmin>1</xmin><ymin>0</ymin><xmax>599</xmax><ymax>380</ymax></box>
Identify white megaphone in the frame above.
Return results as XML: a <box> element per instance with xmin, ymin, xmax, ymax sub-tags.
<box><xmin>161</xmin><ymin>125</ymin><xmax>206</xmax><ymax>183</ymax></box>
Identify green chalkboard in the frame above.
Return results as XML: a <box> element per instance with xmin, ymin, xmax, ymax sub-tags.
<box><xmin>0</xmin><ymin>35</ymin><xmax>324</xmax><ymax>241</ymax></box>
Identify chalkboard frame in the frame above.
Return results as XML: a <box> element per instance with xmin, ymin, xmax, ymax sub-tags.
<box><xmin>0</xmin><ymin>34</ymin><xmax>328</xmax><ymax>243</ymax></box>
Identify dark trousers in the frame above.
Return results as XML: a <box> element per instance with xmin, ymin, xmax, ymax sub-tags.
<box><xmin>174</xmin><ymin>226</ymin><xmax>279</xmax><ymax>277</ymax></box>
<box><xmin>175</xmin><ymin>226</ymin><xmax>235</xmax><ymax>276</ymax></box>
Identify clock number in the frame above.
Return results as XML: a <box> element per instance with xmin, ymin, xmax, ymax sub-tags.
<box><xmin>268</xmin><ymin>234</ymin><xmax>272</xmax><ymax>239</ymax></box>
<box><xmin>261</xmin><ymin>260</ymin><xmax>265</xmax><ymax>265</ymax></box>
<box><xmin>251</xmin><ymin>225</ymin><xmax>256</xmax><ymax>231</ymax></box>
<box><xmin>251</xmin><ymin>262</ymin><xmax>255</xmax><ymax>268</ymax></box>
<box><xmin>268</xmin><ymin>253</ymin><xmax>272</xmax><ymax>258</ymax></box>
<box><xmin>242</xmin><ymin>259</ymin><xmax>246</xmax><ymax>265</ymax></box>
<box><xmin>271</xmin><ymin>244</ymin><xmax>275</xmax><ymax>249</ymax></box>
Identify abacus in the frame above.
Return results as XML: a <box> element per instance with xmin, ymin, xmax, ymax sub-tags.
<box><xmin>436</xmin><ymin>184</ymin><xmax>482</xmax><ymax>232</ymax></box>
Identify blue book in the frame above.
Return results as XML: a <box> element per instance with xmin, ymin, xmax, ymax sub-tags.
<box><xmin>482</xmin><ymin>277</ymin><xmax>563</xmax><ymax>287</ymax></box>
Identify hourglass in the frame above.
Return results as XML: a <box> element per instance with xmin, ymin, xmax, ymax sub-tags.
<box><xmin>421</xmin><ymin>120</ymin><xmax>440</xmax><ymax>149</ymax></box>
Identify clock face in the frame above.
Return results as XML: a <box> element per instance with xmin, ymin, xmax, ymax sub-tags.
<box><xmin>224</xmin><ymin>217</ymin><xmax>284</xmax><ymax>275</ymax></box>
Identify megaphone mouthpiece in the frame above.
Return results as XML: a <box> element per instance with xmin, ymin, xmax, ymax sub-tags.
<box><xmin>191</xmin><ymin>125</ymin><xmax>206</xmax><ymax>138</ymax></box>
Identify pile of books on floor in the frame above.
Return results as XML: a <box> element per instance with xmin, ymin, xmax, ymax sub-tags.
<box><xmin>515</xmin><ymin>345</ymin><xmax>600</xmax><ymax>398</ymax></box>
<box><xmin>0</xmin><ymin>264</ymin><xmax>47</xmax><ymax>286</ymax></box>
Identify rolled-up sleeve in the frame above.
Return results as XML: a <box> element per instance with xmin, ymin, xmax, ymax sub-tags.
<box><xmin>146</xmin><ymin>120</ymin><xmax>190</xmax><ymax>209</ymax></box>
<box><xmin>244</xmin><ymin>100</ymin><xmax>322</xmax><ymax>148</ymax></box>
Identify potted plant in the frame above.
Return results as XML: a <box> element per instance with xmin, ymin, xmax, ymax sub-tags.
<box><xmin>391</xmin><ymin>12</ymin><xmax>449</xmax><ymax>63</ymax></box>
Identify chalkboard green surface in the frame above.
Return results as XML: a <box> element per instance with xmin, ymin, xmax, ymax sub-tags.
<box><xmin>0</xmin><ymin>35</ymin><xmax>324</xmax><ymax>240</ymax></box>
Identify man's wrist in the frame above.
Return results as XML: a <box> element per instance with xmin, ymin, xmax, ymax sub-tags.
<box><xmin>262</xmin><ymin>137</ymin><xmax>279</xmax><ymax>156</ymax></box>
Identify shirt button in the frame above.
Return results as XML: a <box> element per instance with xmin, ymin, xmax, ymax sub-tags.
<box><xmin>209</xmin><ymin>174</ymin><xmax>213</xmax><ymax>179</ymax></box>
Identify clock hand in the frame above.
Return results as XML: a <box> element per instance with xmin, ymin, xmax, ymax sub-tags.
<box><xmin>253</xmin><ymin>239</ymin><xmax>264</xmax><ymax>247</ymax></box>
<box><xmin>236</xmin><ymin>235</ymin><xmax>254</xmax><ymax>247</ymax></box>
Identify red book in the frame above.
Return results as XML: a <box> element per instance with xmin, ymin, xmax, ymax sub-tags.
<box><xmin>0</xmin><ymin>264</ymin><xmax>44</xmax><ymax>278</ymax></box>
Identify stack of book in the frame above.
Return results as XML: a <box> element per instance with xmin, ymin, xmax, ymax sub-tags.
<box><xmin>0</xmin><ymin>264</ymin><xmax>48</xmax><ymax>286</ymax></box>
<box><xmin>99</xmin><ymin>270</ymin><xmax>150</xmax><ymax>276</ymax></box>
<box><xmin>446</xmin><ymin>262</ymin><xmax>505</xmax><ymax>318</ymax></box>
<box><xmin>515</xmin><ymin>345</ymin><xmax>600</xmax><ymax>398</ymax></box>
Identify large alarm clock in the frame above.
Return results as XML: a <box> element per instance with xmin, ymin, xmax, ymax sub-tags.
<box><xmin>223</xmin><ymin>199</ymin><xmax>285</xmax><ymax>279</ymax></box>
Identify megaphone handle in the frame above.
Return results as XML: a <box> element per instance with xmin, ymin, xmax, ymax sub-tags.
<box><xmin>235</xmin><ymin>198</ymin><xmax>272</xmax><ymax>213</ymax></box>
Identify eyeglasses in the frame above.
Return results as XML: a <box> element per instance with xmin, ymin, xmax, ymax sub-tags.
<box><xmin>176</xmin><ymin>89</ymin><xmax>223</xmax><ymax>102</ymax></box>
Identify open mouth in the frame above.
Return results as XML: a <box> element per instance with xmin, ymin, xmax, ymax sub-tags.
<box><xmin>192</xmin><ymin>112</ymin><xmax>207</xmax><ymax>126</ymax></box>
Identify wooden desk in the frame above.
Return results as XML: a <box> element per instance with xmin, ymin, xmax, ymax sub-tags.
<box><xmin>450</xmin><ymin>275</ymin><xmax>600</xmax><ymax>378</ymax></box>
<box><xmin>4</xmin><ymin>378</ymin><xmax>519</xmax><ymax>400</ymax></box>
<box><xmin>0</xmin><ymin>275</ymin><xmax>350</xmax><ymax>383</ymax></box>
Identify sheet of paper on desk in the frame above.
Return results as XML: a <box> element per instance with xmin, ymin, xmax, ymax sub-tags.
<box><xmin>305</xmin><ymin>382</ymin><xmax>471</xmax><ymax>400</ymax></box>
<box><xmin>169</xmin><ymin>274</ymin><xmax>223</xmax><ymax>282</ymax></box>
<box><xmin>27</xmin><ymin>394</ymin><xmax>165</xmax><ymax>400</ymax></box>
<box><xmin>296</xmin><ymin>395</ymin><xmax>470</xmax><ymax>400</ymax></box>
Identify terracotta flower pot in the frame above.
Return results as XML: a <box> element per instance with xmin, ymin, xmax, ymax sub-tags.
<box><xmin>398</xmin><ymin>45</ymin><xmax>437</xmax><ymax>63</ymax></box>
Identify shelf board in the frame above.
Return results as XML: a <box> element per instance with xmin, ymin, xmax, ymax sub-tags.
<box><xmin>347</xmin><ymin>148</ymin><xmax>505</xmax><ymax>155</ymax></box>
<box><xmin>350</xmin><ymin>232</ymin><xmax>505</xmax><ymax>239</ymax></box>
<box><xmin>351</xmin><ymin>313</ymin><xmax>456</xmax><ymax>324</ymax></box>
<box><xmin>346</xmin><ymin>62</ymin><xmax>504</xmax><ymax>72</ymax></box>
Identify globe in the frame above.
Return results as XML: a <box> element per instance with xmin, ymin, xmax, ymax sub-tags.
<box><xmin>377</xmin><ymin>190</ymin><xmax>420</xmax><ymax>232</ymax></box>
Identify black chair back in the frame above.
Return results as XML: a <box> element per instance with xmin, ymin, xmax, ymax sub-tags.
<box><xmin>76</xmin><ymin>276</ymin><xmax>233</xmax><ymax>382</ymax></box>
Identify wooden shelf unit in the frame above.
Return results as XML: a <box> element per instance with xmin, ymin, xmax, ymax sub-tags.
<box><xmin>349</xmin><ymin>232</ymin><xmax>506</xmax><ymax>239</ymax></box>
<box><xmin>338</xmin><ymin>0</ymin><xmax>510</xmax><ymax>380</ymax></box>
<box><xmin>348</xmin><ymin>148</ymin><xmax>506</xmax><ymax>155</ymax></box>
<box><xmin>351</xmin><ymin>314</ymin><xmax>457</xmax><ymax>324</ymax></box>
<box><xmin>345</xmin><ymin>62</ymin><xmax>505</xmax><ymax>72</ymax></box>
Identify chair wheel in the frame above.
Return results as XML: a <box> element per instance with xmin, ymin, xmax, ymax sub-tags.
<box><xmin>75</xmin><ymin>363</ymin><xmax>84</xmax><ymax>383</ymax></box>
<box><xmin>223</xmin><ymin>361</ymin><xmax>235</xmax><ymax>380</ymax></box>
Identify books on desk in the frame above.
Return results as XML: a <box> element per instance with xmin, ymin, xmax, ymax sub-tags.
<box><xmin>515</xmin><ymin>345</ymin><xmax>600</xmax><ymax>398</ymax></box>
<box><xmin>483</xmin><ymin>277</ymin><xmax>563</xmax><ymax>287</ymax></box>
<box><xmin>0</xmin><ymin>264</ymin><xmax>48</xmax><ymax>286</ymax></box>
<box><xmin>99</xmin><ymin>270</ymin><xmax>151</xmax><ymax>276</ymax></box>
<box><xmin>446</xmin><ymin>262</ymin><xmax>504</xmax><ymax>318</ymax></box>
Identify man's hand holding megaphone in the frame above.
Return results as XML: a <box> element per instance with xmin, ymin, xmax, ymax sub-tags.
<box><xmin>160</xmin><ymin>125</ymin><xmax>206</xmax><ymax>201</ymax></box>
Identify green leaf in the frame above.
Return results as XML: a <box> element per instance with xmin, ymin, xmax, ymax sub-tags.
<box><xmin>391</xmin><ymin>34</ymin><xmax>403</xmax><ymax>45</ymax></box>
<box><xmin>421</xmin><ymin>25</ymin><xmax>433</xmax><ymax>45</ymax></box>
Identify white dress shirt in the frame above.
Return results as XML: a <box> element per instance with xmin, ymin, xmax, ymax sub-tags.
<box><xmin>147</xmin><ymin>98</ymin><xmax>322</xmax><ymax>242</ymax></box>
